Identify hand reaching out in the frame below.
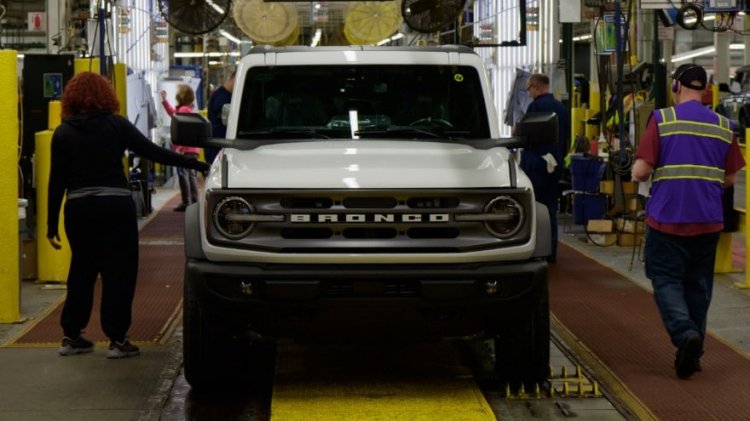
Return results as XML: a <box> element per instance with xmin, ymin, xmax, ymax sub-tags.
<box><xmin>48</xmin><ymin>234</ymin><xmax>62</xmax><ymax>250</ymax></box>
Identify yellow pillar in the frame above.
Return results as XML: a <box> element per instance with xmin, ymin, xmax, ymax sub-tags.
<box><xmin>48</xmin><ymin>100</ymin><xmax>61</xmax><ymax>129</ymax></box>
<box><xmin>714</xmin><ymin>233</ymin><xmax>736</xmax><ymax>273</ymax></box>
<box><xmin>589</xmin><ymin>85</ymin><xmax>600</xmax><ymax>114</ymax></box>
<box><xmin>35</xmin><ymin>101</ymin><xmax>71</xmax><ymax>283</ymax></box>
<box><xmin>716</xmin><ymin>126</ymin><xmax>743</xmax><ymax>274</ymax></box>
<box><xmin>741</xmin><ymin>133</ymin><xmax>750</xmax><ymax>288</ymax></box>
<box><xmin>712</xmin><ymin>83</ymin><xmax>719</xmax><ymax>111</ymax></box>
<box><xmin>113</xmin><ymin>63</ymin><xmax>127</xmax><ymax>117</ymax></box>
<box><xmin>0</xmin><ymin>50</ymin><xmax>21</xmax><ymax>322</ymax></box>
<box><xmin>74</xmin><ymin>57</ymin><xmax>100</xmax><ymax>75</ymax></box>
<box><xmin>584</xmin><ymin>109</ymin><xmax>600</xmax><ymax>140</ymax></box>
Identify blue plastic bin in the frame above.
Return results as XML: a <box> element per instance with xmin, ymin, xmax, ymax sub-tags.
<box><xmin>573</xmin><ymin>194</ymin><xmax>607</xmax><ymax>225</ymax></box>
<box><xmin>570</xmin><ymin>156</ymin><xmax>606</xmax><ymax>192</ymax></box>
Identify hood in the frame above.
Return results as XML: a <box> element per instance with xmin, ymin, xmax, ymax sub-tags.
<box><xmin>62</xmin><ymin>111</ymin><xmax>111</xmax><ymax>129</ymax></box>
<box><xmin>207</xmin><ymin>140</ymin><xmax>517</xmax><ymax>189</ymax></box>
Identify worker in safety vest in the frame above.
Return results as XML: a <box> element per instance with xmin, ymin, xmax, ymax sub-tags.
<box><xmin>631</xmin><ymin>64</ymin><xmax>745</xmax><ymax>379</ymax></box>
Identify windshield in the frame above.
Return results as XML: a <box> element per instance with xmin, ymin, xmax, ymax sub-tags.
<box><xmin>236</xmin><ymin>65</ymin><xmax>491</xmax><ymax>140</ymax></box>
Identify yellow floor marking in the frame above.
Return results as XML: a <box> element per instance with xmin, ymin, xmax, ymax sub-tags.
<box><xmin>551</xmin><ymin>315</ymin><xmax>657</xmax><ymax>420</ymax></box>
<box><xmin>0</xmin><ymin>293</ymin><xmax>66</xmax><ymax>348</ymax></box>
<box><xmin>271</xmin><ymin>341</ymin><xmax>496</xmax><ymax>421</ymax></box>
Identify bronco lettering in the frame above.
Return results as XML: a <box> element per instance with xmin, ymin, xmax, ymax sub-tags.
<box><xmin>289</xmin><ymin>213</ymin><xmax>451</xmax><ymax>223</ymax></box>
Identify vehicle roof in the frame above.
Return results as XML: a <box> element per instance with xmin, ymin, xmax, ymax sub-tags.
<box><xmin>246</xmin><ymin>45</ymin><xmax>477</xmax><ymax>56</ymax></box>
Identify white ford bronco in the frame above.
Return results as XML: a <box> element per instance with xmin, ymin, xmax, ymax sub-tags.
<box><xmin>171</xmin><ymin>45</ymin><xmax>557</xmax><ymax>390</ymax></box>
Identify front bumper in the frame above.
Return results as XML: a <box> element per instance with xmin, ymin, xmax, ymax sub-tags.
<box><xmin>185</xmin><ymin>259</ymin><xmax>547</xmax><ymax>341</ymax></box>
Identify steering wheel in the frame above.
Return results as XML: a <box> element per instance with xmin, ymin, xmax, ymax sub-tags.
<box><xmin>408</xmin><ymin>117</ymin><xmax>454</xmax><ymax>128</ymax></box>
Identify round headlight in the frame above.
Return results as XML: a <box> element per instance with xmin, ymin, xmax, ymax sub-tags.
<box><xmin>484</xmin><ymin>196</ymin><xmax>524</xmax><ymax>239</ymax></box>
<box><xmin>213</xmin><ymin>196</ymin><xmax>254</xmax><ymax>239</ymax></box>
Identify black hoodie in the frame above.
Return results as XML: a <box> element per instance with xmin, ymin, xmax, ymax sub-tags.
<box><xmin>47</xmin><ymin>112</ymin><xmax>209</xmax><ymax>238</ymax></box>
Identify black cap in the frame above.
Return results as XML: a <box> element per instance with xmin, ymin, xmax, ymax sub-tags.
<box><xmin>672</xmin><ymin>64</ymin><xmax>707</xmax><ymax>91</ymax></box>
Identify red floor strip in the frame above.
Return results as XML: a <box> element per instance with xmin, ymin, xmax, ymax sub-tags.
<box><xmin>9</xmin><ymin>193</ymin><xmax>186</xmax><ymax>345</ymax></box>
<box><xmin>551</xmin><ymin>243</ymin><xmax>750</xmax><ymax>419</ymax></box>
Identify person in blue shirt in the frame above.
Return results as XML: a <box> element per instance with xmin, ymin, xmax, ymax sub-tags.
<box><xmin>520</xmin><ymin>73</ymin><xmax>569</xmax><ymax>262</ymax></box>
<box><xmin>206</xmin><ymin>70</ymin><xmax>235</xmax><ymax>164</ymax></box>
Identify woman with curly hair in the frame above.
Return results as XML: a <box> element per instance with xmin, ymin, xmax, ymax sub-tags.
<box><xmin>160</xmin><ymin>84</ymin><xmax>202</xmax><ymax>212</ymax></box>
<box><xmin>47</xmin><ymin>72</ymin><xmax>209</xmax><ymax>358</ymax></box>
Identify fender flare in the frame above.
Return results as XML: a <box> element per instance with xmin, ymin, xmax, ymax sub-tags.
<box><xmin>532</xmin><ymin>202</ymin><xmax>552</xmax><ymax>258</ymax></box>
<box><xmin>184</xmin><ymin>203</ymin><xmax>207</xmax><ymax>260</ymax></box>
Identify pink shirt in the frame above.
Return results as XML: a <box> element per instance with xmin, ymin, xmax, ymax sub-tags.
<box><xmin>162</xmin><ymin>100</ymin><xmax>202</xmax><ymax>155</ymax></box>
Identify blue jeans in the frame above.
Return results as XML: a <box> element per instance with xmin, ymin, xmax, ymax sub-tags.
<box><xmin>644</xmin><ymin>227</ymin><xmax>719</xmax><ymax>349</ymax></box>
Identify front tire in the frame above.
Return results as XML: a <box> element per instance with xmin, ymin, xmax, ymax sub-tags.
<box><xmin>494</xmin><ymin>278</ymin><xmax>550</xmax><ymax>391</ymax></box>
<box><xmin>183</xmin><ymin>275</ymin><xmax>274</xmax><ymax>390</ymax></box>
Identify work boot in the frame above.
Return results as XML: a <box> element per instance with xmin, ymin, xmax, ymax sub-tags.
<box><xmin>675</xmin><ymin>333</ymin><xmax>702</xmax><ymax>379</ymax></box>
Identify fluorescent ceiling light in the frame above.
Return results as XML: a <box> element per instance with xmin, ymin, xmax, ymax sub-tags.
<box><xmin>205</xmin><ymin>0</ymin><xmax>225</xmax><ymax>15</ymax></box>
<box><xmin>219</xmin><ymin>29</ymin><xmax>241</xmax><ymax>45</ymax></box>
<box><xmin>683</xmin><ymin>14</ymin><xmax>716</xmax><ymax>25</ymax></box>
<box><xmin>174</xmin><ymin>52</ymin><xmax>204</xmax><ymax>58</ymax></box>
<box><xmin>671</xmin><ymin>46</ymin><xmax>715</xmax><ymax>62</ymax></box>
<box><xmin>174</xmin><ymin>51</ymin><xmax>241</xmax><ymax>58</ymax></box>
<box><xmin>377</xmin><ymin>32</ymin><xmax>404</xmax><ymax>46</ymax></box>
<box><xmin>311</xmin><ymin>29</ymin><xmax>322</xmax><ymax>47</ymax></box>
<box><xmin>670</xmin><ymin>44</ymin><xmax>745</xmax><ymax>62</ymax></box>
<box><xmin>559</xmin><ymin>34</ymin><xmax>592</xmax><ymax>43</ymax></box>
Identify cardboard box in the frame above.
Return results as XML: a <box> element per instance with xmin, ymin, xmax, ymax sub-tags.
<box><xmin>625</xmin><ymin>197</ymin><xmax>644</xmax><ymax>212</ymax></box>
<box><xmin>587</xmin><ymin>219</ymin><xmax>614</xmax><ymax>233</ymax></box>
<box><xmin>588</xmin><ymin>233</ymin><xmax>618</xmax><ymax>246</ymax></box>
<box><xmin>616</xmin><ymin>217</ymin><xmax>646</xmax><ymax>233</ymax></box>
<box><xmin>618</xmin><ymin>233</ymin><xmax>644</xmax><ymax>247</ymax></box>
<box><xmin>621</xmin><ymin>181</ymin><xmax>637</xmax><ymax>194</ymax></box>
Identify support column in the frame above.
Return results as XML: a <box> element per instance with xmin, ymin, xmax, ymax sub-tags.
<box><xmin>46</xmin><ymin>0</ymin><xmax>61</xmax><ymax>54</ymax></box>
<box><xmin>0</xmin><ymin>50</ymin><xmax>22</xmax><ymax>323</ymax></box>
<box><xmin>35</xmin><ymin>101</ymin><xmax>71</xmax><ymax>284</ymax></box>
<box><xmin>714</xmin><ymin>32</ymin><xmax>730</xmax><ymax>85</ymax></box>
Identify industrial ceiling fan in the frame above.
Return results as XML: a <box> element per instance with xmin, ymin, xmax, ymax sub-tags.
<box><xmin>401</xmin><ymin>0</ymin><xmax>466</xmax><ymax>33</ymax></box>
<box><xmin>158</xmin><ymin>0</ymin><xmax>231</xmax><ymax>35</ymax></box>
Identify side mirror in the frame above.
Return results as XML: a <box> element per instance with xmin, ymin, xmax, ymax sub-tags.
<box><xmin>221</xmin><ymin>103</ymin><xmax>231</xmax><ymax>126</ymax></box>
<box><xmin>515</xmin><ymin>112</ymin><xmax>558</xmax><ymax>145</ymax></box>
<box><xmin>719</xmin><ymin>83</ymin><xmax>730</xmax><ymax>93</ymax></box>
<box><xmin>171</xmin><ymin>113</ymin><xmax>211</xmax><ymax>146</ymax></box>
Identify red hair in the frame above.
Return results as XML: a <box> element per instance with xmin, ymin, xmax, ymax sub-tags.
<box><xmin>61</xmin><ymin>72</ymin><xmax>120</xmax><ymax>118</ymax></box>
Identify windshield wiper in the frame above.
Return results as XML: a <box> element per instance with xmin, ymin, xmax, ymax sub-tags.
<box><xmin>356</xmin><ymin>126</ymin><xmax>469</xmax><ymax>140</ymax></box>
<box><xmin>237</xmin><ymin>128</ymin><xmax>330</xmax><ymax>139</ymax></box>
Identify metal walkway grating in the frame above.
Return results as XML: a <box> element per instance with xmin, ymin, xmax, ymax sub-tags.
<box><xmin>551</xmin><ymin>242</ymin><xmax>750</xmax><ymax>419</ymax></box>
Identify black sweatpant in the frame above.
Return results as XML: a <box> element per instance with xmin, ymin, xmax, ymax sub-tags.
<box><xmin>60</xmin><ymin>195</ymin><xmax>138</xmax><ymax>343</ymax></box>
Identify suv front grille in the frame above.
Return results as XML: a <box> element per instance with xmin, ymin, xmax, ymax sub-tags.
<box><xmin>207</xmin><ymin>189</ymin><xmax>532</xmax><ymax>253</ymax></box>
